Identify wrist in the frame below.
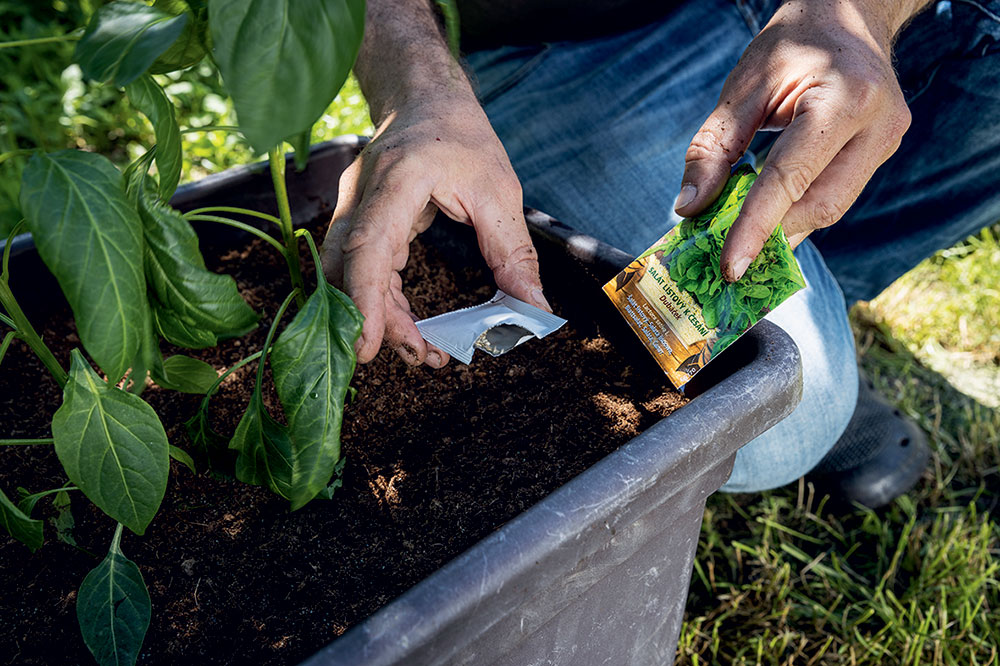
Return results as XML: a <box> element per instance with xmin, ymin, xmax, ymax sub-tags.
<box><xmin>782</xmin><ymin>0</ymin><xmax>930</xmax><ymax>54</ymax></box>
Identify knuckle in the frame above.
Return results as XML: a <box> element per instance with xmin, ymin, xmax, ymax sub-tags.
<box><xmin>810</xmin><ymin>197</ymin><xmax>849</xmax><ymax>229</ymax></box>
<box><xmin>491</xmin><ymin>242</ymin><xmax>539</xmax><ymax>277</ymax></box>
<box><xmin>341</xmin><ymin>222</ymin><xmax>379</xmax><ymax>256</ymax></box>
<box><xmin>685</xmin><ymin>127</ymin><xmax>729</xmax><ymax>164</ymax></box>
<box><xmin>887</xmin><ymin>102</ymin><xmax>912</xmax><ymax>138</ymax></box>
<box><xmin>760</xmin><ymin>161</ymin><xmax>812</xmax><ymax>204</ymax></box>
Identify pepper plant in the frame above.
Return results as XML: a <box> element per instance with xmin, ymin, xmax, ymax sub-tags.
<box><xmin>0</xmin><ymin>1</ymin><xmax>366</xmax><ymax>663</ymax></box>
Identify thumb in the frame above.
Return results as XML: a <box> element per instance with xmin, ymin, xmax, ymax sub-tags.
<box><xmin>675</xmin><ymin>88</ymin><xmax>764</xmax><ymax>218</ymax></box>
<box><xmin>471</xmin><ymin>201</ymin><xmax>550</xmax><ymax>312</ymax></box>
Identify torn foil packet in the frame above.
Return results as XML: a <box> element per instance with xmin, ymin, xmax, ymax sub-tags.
<box><xmin>415</xmin><ymin>291</ymin><xmax>567</xmax><ymax>365</ymax></box>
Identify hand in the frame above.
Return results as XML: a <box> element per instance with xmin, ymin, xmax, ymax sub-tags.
<box><xmin>675</xmin><ymin>0</ymin><xmax>916</xmax><ymax>281</ymax></box>
<box><xmin>322</xmin><ymin>95</ymin><xmax>549</xmax><ymax>368</ymax></box>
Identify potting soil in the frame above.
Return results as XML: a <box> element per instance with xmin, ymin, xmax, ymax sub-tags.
<box><xmin>0</xmin><ymin>224</ymin><xmax>686</xmax><ymax>666</ymax></box>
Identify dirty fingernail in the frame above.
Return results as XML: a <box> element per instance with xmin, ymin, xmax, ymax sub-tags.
<box><xmin>426</xmin><ymin>351</ymin><xmax>443</xmax><ymax>368</ymax></box>
<box><xmin>729</xmin><ymin>256</ymin><xmax>752</xmax><ymax>282</ymax></box>
<box><xmin>674</xmin><ymin>184</ymin><xmax>697</xmax><ymax>212</ymax></box>
<box><xmin>531</xmin><ymin>288</ymin><xmax>552</xmax><ymax>312</ymax></box>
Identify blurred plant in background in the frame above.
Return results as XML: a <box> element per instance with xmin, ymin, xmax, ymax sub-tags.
<box><xmin>0</xmin><ymin>0</ymin><xmax>373</xmax><ymax>236</ymax></box>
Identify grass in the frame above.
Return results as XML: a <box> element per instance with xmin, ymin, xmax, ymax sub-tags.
<box><xmin>678</xmin><ymin>225</ymin><xmax>1000</xmax><ymax>665</ymax></box>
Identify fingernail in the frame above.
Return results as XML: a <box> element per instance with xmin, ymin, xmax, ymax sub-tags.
<box><xmin>729</xmin><ymin>256</ymin><xmax>752</xmax><ymax>282</ymax></box>
<box><xmin>531</xmin><ymin>288</ymin><xmax>552</xmax><ymax>312</ymax></box>
<box><xmin>426</xmin><ymin>351</ymin><xmax>443</xmax><ymax>368</ymax></box>
<box><xmin>674</xmin><ymin>184</ymin><xmax>697</xmax><ymax>212</ymax></box>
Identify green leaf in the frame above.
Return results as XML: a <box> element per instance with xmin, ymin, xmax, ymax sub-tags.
<box><xmin>150</xmin><ymin>0</ymin><xmax>210</xmax><ymax>74</ymax></box>
<box><xmin>137</xmin><ymin>191</ymin><xmax>258</xmax><ymax>348</ymax></box>
<box><xmin>77</xmin><ymin>524</ymin><xmax>151</xmax><ymax>666</ymax></box>
<box><xmin>315</xmin><ymin>456</ymin><xmax>347</xmax><ymax>500</ymax></box>
<box><xmin>229</xmin><ymin>393</ymin><xmax>294</xmax><ymax>498</ymax></box>
<box><xmin>53</xmin><ymin>351</ymin><xmax>169</xmax><ymax>535</ymax></box>
<box><xmin>150</xmin><ymin>304</ymin><xmax>218</xmax><ymax>349</ymax></box>
<box><xmin>0</xmin><ymin>486</ymin><xmax>43</xmax><ymax>552</ymax></box>
<box><xmin>270</xmin><ymin>282</ymin><xmax>363</xmax><ymax>509</ymax></box>
<box><xmin>125</xmin><ymin>75</ymin><xmax>182</xmax><ymax>200</ymax></box>
<box><xmin>51</xmin><ymin>491</ymin><xmax>77</xmax><ymax>546</ymax></box>
<box><xmin>209</xmin><ymin>0</ymin><xmax>365</xmax><ymax>152</ymax></box>
<box><xmin>75</xmin><ymin>0</ymin><xmax>188</xmax><ymax>86</ymax></box>
<box><xmin>19</xmin><ymin>151</ymin><xmax>149</xmax><ymax>382</ymax></box>
<box><xmin>169</xmin><ymin>445</ymin><xmax>197</xmax><ymax>474</ymax></box>
<box><xmin>153</xmin><ymin>355</ymin><xmax>218</xmax><ymax>394</ymax></box>
<box><xmin>184</xmin><ymin>408</ymin><xmax>234</xmax><ymax>477</ymax></box>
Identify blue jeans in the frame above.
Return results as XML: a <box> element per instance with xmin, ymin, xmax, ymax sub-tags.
<box><xmin>466</xmin><ymin>0</ymin><xmax>1000</xmax><ymax>492</ymax></box>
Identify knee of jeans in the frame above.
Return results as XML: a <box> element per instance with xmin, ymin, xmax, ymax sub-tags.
<box><xmin>719</xmin><ymin>248</ymin><xmax>859</xmax><ymax>493</ymax></box>
<box><xmin>719</xmin><ymin>357</ymin><xmax>858</xmax><ymax>493</ymax></box>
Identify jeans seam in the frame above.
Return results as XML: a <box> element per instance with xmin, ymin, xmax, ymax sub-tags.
<box><xmin>952</xmin><ymin>0</ymin><xmax>1000</xmax><ymax>24</ymax></box>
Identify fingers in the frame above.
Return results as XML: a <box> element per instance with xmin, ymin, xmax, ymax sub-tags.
<box><xmin>341</xmin><ymin>167</ymin><xmax>433</xmax><ymax>363</ymax></box>
<box><xmin>477</xmin><ymin>203</ymin><xmax>550</xmax><ymax>311</ymax></box>
<box><xmin>720</xmin><ymin>91</ymin><xmax>857</xmax><ymax>281</ymax></box>
<box><xmin>778</xmin><ymin>130</ymin><xmax>897</xmax><ymax>239</ymax></box>
<box><xmin>675</xmin><ymin>84</ymin><xmax>766</xmax><ymax>217</ymax></box>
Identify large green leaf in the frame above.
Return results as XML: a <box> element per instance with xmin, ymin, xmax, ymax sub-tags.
<box><xmin>75</xmin><ymin>1</ymin><xmax>188</xmax><ymax>86</ymax></box>
<box><xmin>150</xmin><ymin>0</ymin><xmax>210</xmax><ymax>74</ymax></box>
<box><xmin>77</xmin><ymin>524</ymin><xmax>151</xmax><ymax>666</ymax></box>
<box><xmin>209</xmin><ymin>0</ymin><xmax>365</xmax><ymax>152</ymax></box>
<box><xmin>124</xmin><ymin>75</ymin><xmax>182</xmax><ymax>199</ymax></box>
<box><xmin>270</xmin><ymin>281</ymin><xmax>362</xmax><ymax>509</ymax></box>
<box><xmin>53</xmin><ymin>351</ymin><xmax>169</xmax><ymax>535</ymax></box>
<box><xmin>229</xmin><ymin>392</ymin><xmax>294</xmax><ymax>498</ymax></box>
<box><xmin>0</xmin><ymin>486</ymin><xmax>43</xmax><ymax>552</ymax></box>
<box><xmin>153</xmin><ymin>355</ymin><xmax>218</xmax><ymax>394</ymax></box>
<box><xmin>19</xmin><ymin>151</ymin><xmax>149</xmax><ymax>382</ymax></box>
<box><xmin>137</xmin><ymin>192</ymin><xmax>258</xmax><ymax>348</ymax></box>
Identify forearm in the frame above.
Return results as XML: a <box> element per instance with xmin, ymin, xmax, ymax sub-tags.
<box><xmin>788</xmin><ymin>0</ymin><xmax>933</xmax><ymax>52</ymax></box>
<box><xmin>355</xmin><ymin>0</ymin><xmax>473</xmax><ymax>125</ymax></box>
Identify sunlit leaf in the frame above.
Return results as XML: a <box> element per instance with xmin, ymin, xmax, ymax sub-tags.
<box><xmin>75</xmin><ymin>1</ymin><xmax>187</xmax><ymax>86</ymax></box>
<box><xmin>19</xmin><ymin>151</ymin><xmax>149</xmax><ymax>382</ymax></box>
<box><xmin>270</xmin><ymin>281</ymin><xmax>362</xmax><ymax>509</ymax></box>
<box><xmin>124</xmin><ymin>75</ymin><xmax>182</xmax><ymax>199</ymax></box>
<box><xmin>209</xmin><ymin>0</ymin><xmax>365</xmax><ymax>152</ymax></box>
<box><xmin>53</xmin><ymin>350</ymin><xmax>169</xmax><ymax>535</ymax></box>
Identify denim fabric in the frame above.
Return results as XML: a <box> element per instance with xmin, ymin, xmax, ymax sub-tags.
<box><xmin>465</xmin><ymin>0</ymin><xmax>1000</xmax><ymax>491</ymax></box>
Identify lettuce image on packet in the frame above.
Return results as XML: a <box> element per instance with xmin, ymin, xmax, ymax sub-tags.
<box><xmin>603</xmin><ymin>165</ymin><xmax>805</xmax><ymax>387</ymax></box>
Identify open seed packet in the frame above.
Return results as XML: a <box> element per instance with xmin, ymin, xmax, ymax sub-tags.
<box><xmin>603</xmin><ymin>165</ymin><xmax>805</xmax><ymax>387</ymax></box>
<box><xmin>416</xmin><ymin>290</ymin><xmax>567</xmax><ymax>365</ymax></box>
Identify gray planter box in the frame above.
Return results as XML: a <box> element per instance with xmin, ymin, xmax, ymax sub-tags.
<box><xmin>1</xmin><ymin>137</ymin><xmax>802</xmax><ymax>666</ymax></box>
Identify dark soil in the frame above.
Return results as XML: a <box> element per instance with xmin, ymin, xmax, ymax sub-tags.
<box><xmin>0</xmin><ymin>222</ymin><xmax>685</xmax><ymax>666</ymax></box>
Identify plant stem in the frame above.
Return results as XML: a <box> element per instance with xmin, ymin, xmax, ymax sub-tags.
<box><xmin>185</xmin><ymin>214</ymin><xmax>286</xmax><ymax>253</ymax></box>
<box><xmin>0</xmin><ymin>313</ymin><xmax>14</xmax><ymax>329</ymax></box>
<box><xmin>0</xmin><ymin>280</ymin><xmax>66</xmax><ymax>387</ymax></box>
<box><xmin>179</xmin><ymin>125</ymin><xmax>242</xmax><ymax>135</ymax></box>
<box><xmin>185</xmin><ymin>206</ymin><xmax>282</xmax><ymax>227</ymax></box>
<box><xmin>268</xmin><ymin>148</ymin><xmax>306</xmax><ymax>307</ymax></box>
<box><xmin>2</xmin><ymin>220</ymin><xmax>27</xmax><ymax>281</ymax></box>
<box><xmin>0</xmin><ymin>438</ymin><xmax>54</xmax><ymax>446</ymax></box>
<box><xmin>255</xmin><ymin>289</ymin><xmax>300</xmax><ymax>390</ymax></box>
<box><xmin>0</xmin><ymin>150</ymin><xmax>34</xmax><ymax>167</ymax></box>
<box><xmin>198</xmin><ymin>350</ymin><xmax>264</xmax><ymax>410</ymax></box>
<box><xmin>296</xmin><ymin>228</ymin><xmax>327</xmax><ymax>286</ymax></box>
<box><xmin>0</xmin><ymin>331</ymin><xmax>16</xmax><ymax>369</ymax></box>
<box><xmin>0</xmin><ymin>33</ymin><xmax>81</xmax><ymax>50</ymax></box>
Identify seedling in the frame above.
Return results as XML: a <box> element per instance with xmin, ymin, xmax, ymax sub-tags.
<box><xmin>0</xmin><ymin>1</ymin><xmax>365</xmax><ymax>663</ymax></box>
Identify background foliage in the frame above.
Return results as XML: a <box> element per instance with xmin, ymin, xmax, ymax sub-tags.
<box><xmin>0</xmin><ymin>0</ymin><xmax>373</xmax><ymax>237</ymax></box>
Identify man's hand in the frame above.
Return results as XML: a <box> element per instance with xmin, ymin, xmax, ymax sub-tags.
<box><xmin>321</xmin><ymin>0</ymin><xmax>547</xmax><ymax>369</ymax></box>
<box><xmin>675</xmin><ymin>0</ymin><xmax>929</xmax><ymax>281</ymax></box>
<box><xmin>322</xmin><ymin>97</ymin><xmax>547</xmax><ymax>368</ymax></box>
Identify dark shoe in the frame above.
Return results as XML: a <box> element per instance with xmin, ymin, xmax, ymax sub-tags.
<box><xmin>808</xmin><ymin>373</ymin><xmax>930</xmax><ymax>509</ymax></box>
